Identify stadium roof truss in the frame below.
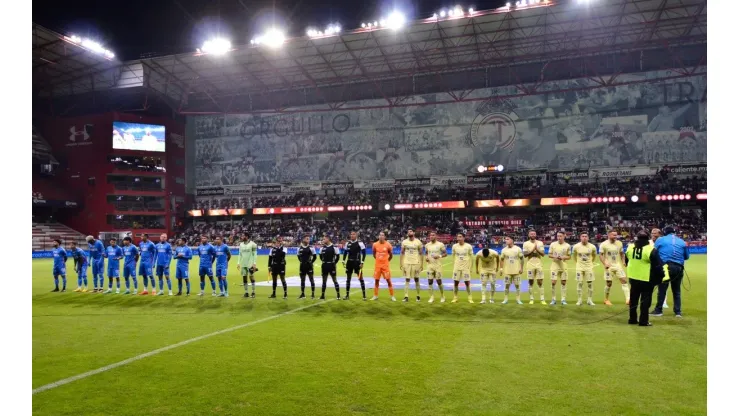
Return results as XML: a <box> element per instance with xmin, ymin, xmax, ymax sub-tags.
<box><xmin>33</xmin><ymin>0</ymin><xmax>706</xmax><ymax>117</ymax></box>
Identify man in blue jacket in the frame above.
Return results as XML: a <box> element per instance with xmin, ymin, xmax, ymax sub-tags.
<box><xmin>650</xmin><ymin>227</ymin><xmax>690</xmax><ymax>318</ymax></box>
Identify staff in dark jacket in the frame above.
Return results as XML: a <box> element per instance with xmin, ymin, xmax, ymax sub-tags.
<box><xmin>651</xmin><ymin>227</ymin><xmax>690</xmax><ymax>318</ymax></box>
<box><xmin>625</xmin><ymin>232</ymin><xmax>665</xmax><ymax>326</ymax></box>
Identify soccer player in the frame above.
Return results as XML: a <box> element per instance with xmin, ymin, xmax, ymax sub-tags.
<box><xmin>86</xmin><ymin>235</ymin><xmax>105</xmax><ymax>292</ymax></box>
<box><xmin>476</xmin><ymin>247</ymin><xmax>499</xmax><ymax>304</ymax></box>
<box><xmin>51</xmin><ymin>239</ymin><xmax>67</xmax><ymax>292</ymax></box>
<box><xmin>342</xmin><ymin>231</ymin><xmax>367</xmax><ymax>300</ymax></box>
<box><xmin>122</xmin><ymin>237</ymin><xmax>139</xmax><ymax>294</ymax></box>
<box><xmin>268</xmin><ymin>237</ymin><xmax>288</xmax><ymax>299</ymax></box>
<box><xmin>451</xmin><ymin>233</ymin><xmax>474</xmax><ymax>304</ymax></box>
<box><xmin>371</xmin><ymin>232</ymin><xmax>396</xmax><ymax>301</ymax></box>
<box><xmin>213</xmin><ymin>236</ymin><xmax>231</xmax><ymax>297</ymax></box>
<box><xmin>319</xmin><ymin>235</ymin><xmax>341</xmax><ymax>300</ymax></box>
<box><xmin>400</xmin><ymin>229</ymin><xmax>424</xmax><ymax>302</ymax></box>
<box><xmin>297</xmin><ymin>235</ymin><xmax>317</xmax><ymax>299</ymax></box>
<box><xmin>600</xmin><ymin>230</ymin><xmax>629</xmax><ymax>306</ymax></box>
<box><xmin>572</xmin><ymin>232</ymin><xmax>598</xmax><ymax>306</ymax></box>
<box><xmin>197</xmin><ymin>236</ymin><xmax>218</xmax><ymax>296</ymax></box>
<box><xmin>138</xmin><ymin>233</ymin><xmax>156</xmax><ymax>295</ymax></box>
<box><xmin>154</xmin><ymin>234</ymin><xmax>174</xmax><ymax>296</ymax></box>
<box><xmin>69</xmin><ymin>241</ymin><xmax>89</xmax><ymax>292</ymax></box>
<box><xmin>424</xmin><ymin>231</ymin><xmax>447</xmax><ymax>303</ymax></box>
<box><xmin>548</xmin><ymin>232</ymin><xmax>571</xmax><ymax>305</ymax></box>
<box><xmin>175</xmin><ymin>237</ymin><xmax>193</xmax><ymax>296</ymax></box>
<box><xmin>500</xmin><ymin>236</ymin><xmax>524</xmax><ymax>305</ymax></box>
<box><xmin>237</xmin><ymin>233</ymin><xmax>258</xmax><ymax>298</ymax></box>
<box><xmin>522</xmin><ymin>230</ymin><xmax>546</xmax><ymax>305</ymax></box>
<box><xmin>104</xmin><ymin>238</ymin><xmax>123</xmax><ymax>294</ymax></box>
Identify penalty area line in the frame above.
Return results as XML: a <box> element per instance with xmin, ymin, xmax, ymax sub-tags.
<box><xmin>32</xmin><ymin>293</ymin><xmax>352</xmax><ymax>395</ymax></box>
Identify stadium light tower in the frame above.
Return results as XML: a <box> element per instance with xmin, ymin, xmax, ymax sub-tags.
<box><xmin>201</xmin><ymin>38</ymin><xmax>232</xmax><ymax>56</ymax></box>
<box><xmin>386</xmin><ymin>11</ymin><xmax>406</xmax><ymax>30</ymax></box>
<box><xmin>252</xmin><ymin>28</ymin><xmax>285</xmax><ymax>48</ymax></box>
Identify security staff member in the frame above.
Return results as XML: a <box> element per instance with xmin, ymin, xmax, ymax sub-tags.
<box><xmin>268</xmin><ymin>237</ymin><xmax>288</xmax><ymax>299</ymax></box>
<box><xmin>625</xmin><ymin>232</ymin><xmax>658</xmax><ymax>326</ymax></box>
<box><xmin>319</xmin><ymin>235</ymin><xmax>341</xmax><ymax>300</ymax></box>
<box><xmin>297</xmin><ymin>235</ymin><xmax>317</xmax><ymax>299</ymax></box>
<box><xmin>342</xmin><ymin>231</ymin><xmax>367</xmax><ymax>300</ymax></box>
<box><xmin>651</xmin><ymin>226</ymin><xmax>690</xmax><ymax>318</ymax></box>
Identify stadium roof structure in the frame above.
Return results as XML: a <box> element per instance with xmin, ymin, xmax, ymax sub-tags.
<box><xmin>33</xmin><ymin>0</ymin><xmax>706</xmax><ymax>117</ymax></box>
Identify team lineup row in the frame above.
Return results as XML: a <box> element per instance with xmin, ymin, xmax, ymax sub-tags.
<box><xmin>44</xmin><ymin>229</ymin><xmax>645</xmax><ymax>306</ymax></box>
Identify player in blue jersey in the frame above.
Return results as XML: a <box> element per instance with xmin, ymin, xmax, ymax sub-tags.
<box><xmin>175</xmin><ymin>237</ymin><xmax>193</xmax><ymax>296</ymax></box>
<box><xmin>213</xmin><ymin>236</ymin><xmax>232</xmax><ymax>297</ymax></box>
<box><xmin>69</xmin><ymin>241</ymin><xmax>89</xmax><ymax>292</ymax></box>
<box><xmin>86</xmin><ymin>235</ymin><xmax>106</xmax><ymax>292</ymax></box>
<box><xmin>104</xmin><ymin>238</ymin><xmax>123</xmax><ymax>294</ymax></box>
<box><xmin>154</xmin><ymin>233</ymin><xmax>174</xmax><ymax>296</ymax></box>
<box><xmin>138</xmin><ymin>233</ymin><xmax>157</xmax><ymax>295</ymax></box>
<box><xmin>122</xmin><ymin>237</ymin><xmax>140</xmax><ymax>294</ymax></box>
<box><xmin>197</xmin><ymin>235</ymin><xmax>218</xmax><ymax>296</ymax></box>
<box><xmin>51</xmin><ymin>239</ymin><xmax>67</xmax><ymax>292</ymax></box>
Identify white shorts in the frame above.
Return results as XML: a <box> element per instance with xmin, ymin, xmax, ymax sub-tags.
<box><xmin>550</xmin><ymin>270</ymin><xmax>569</xmax><ymax>281</ymax></box>
<box><xmin>453</xmin><ymin>269</ymin><xmax>471</xmax><ymax>282</ymax></box>
<box><xmin>576</xmin><ymin>270</ymin><xmax>595</xmax><ymax>282</ymax></box>
<box><xmin>504</xmin><ymin>275</ymin><xmax>521</xmax><ymax>286</ymax></box>
<box><xmin>527</xmin><ymin>267</ymin><xmax>544</xmax><ymax>280</ymax></box>
<box><xmin>480</xmin><ymin>272</ymin><xmax>496</xmax><ymax>283</ymax></box>
<box><xmin>604</xmin><ymin>267</ymin><xmax>626</xmax><ymax>281</ymax></box>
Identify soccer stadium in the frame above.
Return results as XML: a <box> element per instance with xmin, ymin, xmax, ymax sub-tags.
<box><xmin>31</xmin><ymin>0</ymin><xmax>708</xmax><ymax>414</ymax></box>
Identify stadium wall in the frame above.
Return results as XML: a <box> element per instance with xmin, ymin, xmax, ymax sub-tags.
<box><xmin>39</xmin><ymin>113</ymin><xmax>186</xmax><ymax>235</ymax></box>
<box><xmin>186</xmin><ymin>67</ymin><xmax>706</xmax><ymax>187</ymax></box>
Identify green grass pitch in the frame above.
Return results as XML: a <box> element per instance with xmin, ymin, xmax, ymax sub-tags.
<box><xmin>32</xmin><ymin>255</ymin><xmax>707</xmax><ymax>416</ymax></box>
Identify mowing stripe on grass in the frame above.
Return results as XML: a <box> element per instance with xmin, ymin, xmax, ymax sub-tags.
<box><xmin>32</xmin><ymin>294</ymin><xmax>351</xmax><ymax>395</ymax></box>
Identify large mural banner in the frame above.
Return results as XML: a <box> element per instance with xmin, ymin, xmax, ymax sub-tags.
<box><xmin>190</xmin><ymin>68</ymin><xmax>706</xmax><ymax>186</ymax></box>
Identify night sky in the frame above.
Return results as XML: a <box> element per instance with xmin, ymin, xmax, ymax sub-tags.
<box><xmin>33</xmin><ymin>0</ymin><xmax>505</xmax><ymax>60</ymax></box>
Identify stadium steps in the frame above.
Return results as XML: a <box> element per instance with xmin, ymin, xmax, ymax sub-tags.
<box><xmin>32</xmin><ymin>223</ymin><xmax>87</xmax><ymax>251</ymax></box>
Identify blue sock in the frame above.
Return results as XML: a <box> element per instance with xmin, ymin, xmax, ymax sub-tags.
<box><xmin>83</xmin><ymin>276</ymin><xmax>88</xmax><ymax>286</ymax></box>
<box><xmin>223</xmin><ymin>279</ymin><xmax>228</xmax><ymax>293</ymax></box>
<box><xmin>218</xmin><ymin>279</ymin><xmax>224</xmax><ymax>293</ymax></box>
<box><xmin>77</xmin><ymin>276</ymin><xmax>82</xmax><ymax>287</ymax></box>
<box><xmin>210</xmin><ymin>278</ymin><xmax>216</xmax><ymax>291</ymax></box>
<box><xmin>150</xmin><ymin>276</ymin><xmax>157</xmax><ymax>289</ymax></box>
<box><xmin>132</xmin><ymin>277</ymin><xmax>138</xmax><ymax>290</ymax></box>
<box><xmin>159</xmin><ymin>278</ymin><xmax>164</xmax><ymax>291</ymax></box>
<box><xmin>186</xmin><ymin>280</ymin><xmax>191</xmax><ymax>295</ymax></box>
<box><xmin>92</xmin><ymin>274</ymin><xmax>97</xmax><ymax>288</ymax></box>
<box><xmin>125</xmin><ymin>278</ymin><xmax>130</xmax><ymax>289</ymax></box>
<box><xmin>177</xmin><ymin>280</ymin><xmax>182</xmax><ymax>293</ymax></box>
<box><xmin>166</xmin><ymin>279</ymin><xmax>172</xmax><ymax>291</ymax></box>
<box><xmin>108</xmin><ymin>279</ymin><xmax>113</xmax><ymax>289</ymax></box>
<box><xmin>200</xmin><ymin>280</ymin><xmax>205</xmax><ymax>291</ymax></box>
<box><xmin>116</xmin><ymin>279</ymin><xmax>120</xmax><ymax>289</ymax></box>
<box><xmin>54</xmin><ymin>277</ymin><xmax>59</xmax><ymax>288</ymax></box>
<box><xmin>99</xmin><ymin>275</ymin><xmax>104</xmax><ymax>288</ymax></box>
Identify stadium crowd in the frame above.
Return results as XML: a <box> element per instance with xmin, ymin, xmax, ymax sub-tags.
<box><xmin>175</xmin><ymin>208</ymin><xmax>706</xmax><ymax>247</ymax></box>
<box><xmin>193</xmin><ymin>175</ymin><xmax>707</xmax><ymax>210</ymax></box>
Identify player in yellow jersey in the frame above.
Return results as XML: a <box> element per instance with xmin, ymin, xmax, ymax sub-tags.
<box><xmin>522</xmin><ymin>230</ymin><xmax>546</xmax><ymax>305</ymax></box>
<box><xmin>572</xmin><ymin>232</ymin><xmax>598</xmax><ymax>306</ymax></box>
<box><xmin>424</xmin><ymin>232</ymin><xmax>447</xmax><ymax>303</ymax></box>
<box><xmin>547</xmin><ymin>232</ymin><xmax>571</xmax><ymax>305</ymax></box>
<box><xmin>451</xmin><ymin>233</ymin><xmax>474</xmax><ymax>304</ymax></box>
<box><xmin>499</xmin><ymin>236</ymin><xmax>524</xmax><ymax>305</ymax></box>
<box><xmin>476</xmin><ymin>247</ymin><xmax>499</xmax><ymax>304</ymax></box>
<box><xmin>400</xmin><ymin>229</ymin><xmax>424</xmax><ymax>302</ymax></box>
<box><xmin>599</xmin><ymin>230</ymin><xmax>628</xmax><ymax>306</ymax></box>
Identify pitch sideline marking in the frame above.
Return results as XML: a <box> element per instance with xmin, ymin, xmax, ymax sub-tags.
<box><xmin>32</xmin><ymin>294</ymin><xmax>352</xmax><ymax>395</ymax></box>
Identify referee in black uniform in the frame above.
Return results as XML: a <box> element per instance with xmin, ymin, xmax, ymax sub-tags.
<box><xmin>297</xmin><ymin>235</ymin><xmax>317</xmax><ymax>299</ymax></box>
<box><xmin>319</xmin><ymin>235</ymin><xmax>341</xmax><ymax>300</ymax></box>
<box><xmin>268</xmin><ymin>237</ymin><xmax>288</xmax><ymax>299</ymax></box>
<box><xmin>342</xmin><ymin>231</ymin><xmax>367</xmax><ymax>300</ymax></box>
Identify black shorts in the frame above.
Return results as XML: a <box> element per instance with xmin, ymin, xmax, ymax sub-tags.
<box><xmin>345</xmin><ymin>260</ymin><xmax>362</xmax><ymax>275</ymax></box>
<box><xmin>299</xmin><ymin>263</ymin><xmax>314</xmax><ymax>276</ymax></box>
<box><xmin>321</xmin><ymin>264</ymin><xmax>337</xmax><ymax>278</ymax></box>
<box><xmin>270</xmin><ymin>266</ymin><xmax>286</xmax><ymax>276</ymax></box>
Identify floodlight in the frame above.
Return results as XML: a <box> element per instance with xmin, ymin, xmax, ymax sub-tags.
<box><xmin>433</xmin><ymin>13</ymin><xmax>438</xmax><ymax>19</ymax></box>
<box><xmin>387</xmin><ymin>11</ymin><xmax>406</xmax><ymax>30</ymax></box>
<box><xmin>477</xmin><ymin>165</ymin><xmax>485</xmax><ymax>173</ymax></box>
<box><xmin>201</xmin><ymin>38</ymin><xmax>231</xmax><ymax>56</ymax></box>
<box><xmin>384</xmin><ymin>204</ymin><xmax>391</xmax><ymax>210</ymax></box>
<box><xmin>469</xmin><ymin>7</ymin><xmax>475</xmax><ymax>14</ymax></box>
<box><xmin>361</xmin><ymin>23</ymin><xmax>366</xmax><ymax>28</ymax></box>
<box><xmin>440</xmin><ymin>10</ymin><xmax>447</xmax><ymax>18</ymax></box>
<box><xmin>496</xmin><ymin>164</ymin><xmax>504</xmax><ymax>171</ymax></box>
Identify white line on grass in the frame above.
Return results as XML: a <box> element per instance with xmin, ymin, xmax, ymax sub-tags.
<box><xmin>32</xmin><ymin>294</ymin><xmax>351</xmax><ymax>395</ymax></box>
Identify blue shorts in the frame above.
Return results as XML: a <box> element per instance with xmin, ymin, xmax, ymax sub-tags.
<box><xmin>77</xmin><ymin>264</ymin><xmax>88</xmax><ymax>278</ymax></box>
<box><xmin>156</xmin><ymin>265</ymin><xmax>170</xmax><ymax>278</ymax></box>
<box><xmin>176</xmin><ymin>267</ymin><xmax>189</xmax><ymax>279</ymax></box>
<box><xmin>53</xmin><ymin>266</ymin><xmax>66</xmax><ymax>277</ymax></box>
<box><xmin>123</xmin><ymin>265</ymin><xmax>136</xmax><ymax>279</ymax></box>
<box><xmin>199</xmin><ymin>266</ymin><xmax>213</xmax><ymax>278</ymax></box>
<box><xmin>92</xmin><ymin>258</ymin><xmax>104</xmax><ymax>276</ymax></box>
<box><xmin>107</xmin><ymin>267</ymin><xmax>120</xmax><ymax>278</ymax></box>
<box><xmin>215</xmin><ymin>266</ymin><xmax>227</xmax><ymax>278</ymax></box>
<box><xmin>139</xmin><ymin>262</ymin><xmax>153</xmax><ymax>277</ymax></box>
